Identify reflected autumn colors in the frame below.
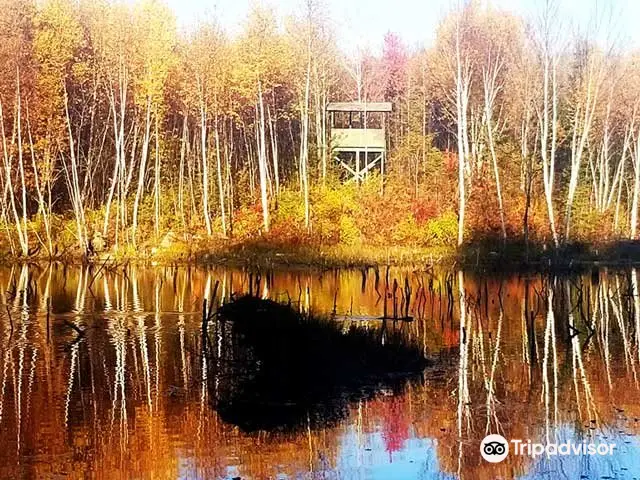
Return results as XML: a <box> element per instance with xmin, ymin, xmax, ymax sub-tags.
<box><xmin>1</xmin><ymin>264</ymin><xmax>640</xmax><ymax>479</ymax></box>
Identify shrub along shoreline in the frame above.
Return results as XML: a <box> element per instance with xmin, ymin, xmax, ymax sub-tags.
<box><xmin>2</xmin><ymin>181</ymin><xmax>640</xmax><ymax>271</ymax></box>
<box><xmin>4</xmin><ymin>231</ymin><xmax>640</xmax><ymax>273</ymax></box>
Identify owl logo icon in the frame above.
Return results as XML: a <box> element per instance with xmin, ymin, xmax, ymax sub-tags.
<box><xmin>481</xmin><ymin>434</ymin><xmax>509</xmax><ymax>463</ymax></box>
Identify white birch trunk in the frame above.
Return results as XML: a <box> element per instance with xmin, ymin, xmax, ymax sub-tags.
<box><xmin>257</xmin><ymin>80</ymin><xmax>270</xmax><ymax>232</ymax></box>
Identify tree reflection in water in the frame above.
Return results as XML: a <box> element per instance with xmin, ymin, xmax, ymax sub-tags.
<box><xmin>0</xmin><ymin>264</ymin><xmax>639</xmax><ymax>479</ymax></box>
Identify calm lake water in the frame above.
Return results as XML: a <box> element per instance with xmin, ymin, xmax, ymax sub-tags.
<box><xmin>0</xmin><ymin>264</ymin><xmax>639</xmax><ymax>479</ymax></box>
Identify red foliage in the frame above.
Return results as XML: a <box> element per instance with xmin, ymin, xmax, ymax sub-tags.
<box><xmin>356</xmin><ymin>183</ymin><xmax>415</xmax><ymax>244</ymax></box>
<box><xmin>266</xmin><ymin>222</ymin><xmax>311</xmax><ymax>246</ymax></box>
<box><xmin>444</xmin><ymin>151</ymin><xmax>457</xmax><ymax>173</ymax></box>
<box><xmin>381</xmin><ymin>396</ymin><xmax>411</xmax><ymax>459</ymax></box>
<box><xmin>382</xmin><ymin>32</ymin><xmax>408</xmax><ymax>101</ymax></box>
<box><xmin>412</xmin><ymin>198</ymin><xmax>438</xmax><ymax>224</ymax></box>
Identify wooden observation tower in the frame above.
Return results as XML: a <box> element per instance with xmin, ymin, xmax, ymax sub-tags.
<box><xmin>327</xmin><ymin>101</ymin><xmax>392</xmax><ymax>183</ymax></box>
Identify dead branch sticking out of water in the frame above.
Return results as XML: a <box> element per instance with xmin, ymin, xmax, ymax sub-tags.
<box><xmin>5</xmin><ymin>305</ymin><xmax>13</xmax><ymax>338</ymax></box>
<box><xmin>63</xmin><ymin>320</ymin><xmax>84</xmax><ymax>338</ymax></box>
<box><xmin>201</xmin><ymin>280</ymin><xmax>220</xmax><ymax>354</ymax></box>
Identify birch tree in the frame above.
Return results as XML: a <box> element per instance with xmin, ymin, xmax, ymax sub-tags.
<box><xmin>564</xmin><ymin>42</ymin><xmax>604</xmax><ymax>242</ymax></box>
<box><xmin>187</xmin><ymin>22</ymin><xmax>228</xmax><ymax>237</ymax></box>
<box><xmin>90</xmin><ymin>2</ymin><xmax>134</xmax><ymax>244</ymax></box>
<box><xmin>535</xmin><ymin>0</ymin><xmax>561</xmax><ymax>248</ymax></box>
<box><xmin>482</xmin><ymin>55</ymin><xmax>507</xmax><ymax>241</ymax></box>
<box><xmin>131</xmin><ymin>0</ymin><xmax>175</xmax><ymax>242</ymax></box>
<box><xmin>32</xmin><ymin>0</ymin><xmax>84</xmax><ymax>255</ymax></box>
<box><xmin>236</xmin><ymin>6</ymin><xmax>286</xmax><ymax>233</ymax></box>
<box><xmin>0</xmin><ymin>0</ymin><xmax>32</xmax><ymax>256</ymax></box>
<box><xmin>454</xmin><ymin>10</ymin><xmax>472</xmax><ymax>246</ymax></box>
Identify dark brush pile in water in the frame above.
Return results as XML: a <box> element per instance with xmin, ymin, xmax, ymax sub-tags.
<box><xmin>208</xmin><ymin>295</ymin><xmax>428</xmax><ymax>432</ymax></box>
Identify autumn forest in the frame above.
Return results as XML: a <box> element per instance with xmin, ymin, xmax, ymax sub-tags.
<box><xmin>0</xmin><ymin>0</ymin><xmax>638</xmax><ymax>263</ymax></box>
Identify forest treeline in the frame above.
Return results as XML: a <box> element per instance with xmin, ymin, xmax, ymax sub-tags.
<box><xmin>1</xmin><ymin>0</ymin><xmax>639</xmax><ymax>261</ymax></box>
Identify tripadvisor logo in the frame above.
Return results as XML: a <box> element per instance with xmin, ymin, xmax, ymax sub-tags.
<box><xmin>481</xmin><ymin>434</ymin><xmax>509</xmax><ymax>463</ymax></box>
<box><xmin>480</xmin><ymin>434</ymin><xmax>616</xmax><ymax>463</ymax></box>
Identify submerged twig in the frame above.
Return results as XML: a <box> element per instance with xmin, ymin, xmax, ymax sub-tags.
<box><xmin>5</xmin><ymin>305</ymin><xmax>13</xmax><ymax>337</ymax></box>
<box><xmin>64</xmin><ymin>319</ymin><xmax>84</xmax><ymax>336</ymax></box>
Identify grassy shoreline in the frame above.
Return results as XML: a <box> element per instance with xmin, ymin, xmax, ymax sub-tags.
<box><xmin>197</xmin><ymin>239</ymin><xmax>640</xmax><ymax>272</ymax></box>
<box><xmin>194</xmin><ymin>242</ymin><xmax>454</xmax><ymax>269</ymax></box>
<box><xmin>4</xmin><ymin>237</ymin><xmax>640</xmax><ymax>272</ymax></box>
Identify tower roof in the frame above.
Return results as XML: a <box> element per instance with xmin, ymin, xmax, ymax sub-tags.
<box><xmin>327</xmin><ymin>102</ymin><xmax>392</xmax><ymax>112</ymax></box>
